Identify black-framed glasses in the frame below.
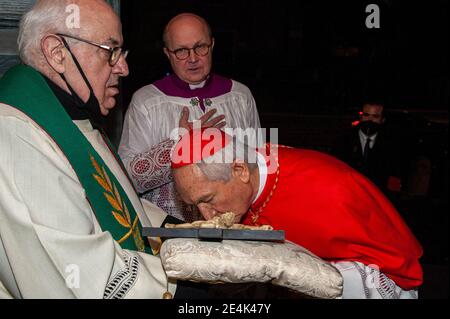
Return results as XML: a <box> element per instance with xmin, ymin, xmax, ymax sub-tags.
<box><xmin>166</xmin><ymin>43</ymin><xmax>212</xmax><ymax>60</ymax></box>
<box><xmin>56</xmin><ymin>33</ymin><xmax>128</xmax><ymax>66</ymax></box>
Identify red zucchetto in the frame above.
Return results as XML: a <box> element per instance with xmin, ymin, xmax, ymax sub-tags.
<box><xmin>171</xmin><ymin>128</ymin><xmax>231</xmax><ymax>169</ymax></box>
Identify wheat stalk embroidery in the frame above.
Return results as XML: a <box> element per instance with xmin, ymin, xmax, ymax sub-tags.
<box><xmin>90</xmin><ymin>155</ymin><xmax>145</xmax><ymax>252</ymax></box>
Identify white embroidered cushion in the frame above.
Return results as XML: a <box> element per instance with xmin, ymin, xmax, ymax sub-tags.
<box><xmin>160</xmin><ymin>238</ymin><xmax>343</xmax><ymax>299</ymax></box>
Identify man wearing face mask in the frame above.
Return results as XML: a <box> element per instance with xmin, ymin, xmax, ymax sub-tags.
<box><xmin>0</xmin><ymin>0</ymin><xmax>182</xmax><ymax>299</ymax></box>
<box><xmin>332</xmin><ymin>101</ymin><xmax>403</xmax><ymax>196</ymax></box>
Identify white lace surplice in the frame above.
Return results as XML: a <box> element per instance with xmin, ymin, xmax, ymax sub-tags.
<box><xmin>119</xmin><ymin>78</ymin><xmax>261</xmax><ymax>221</ymax></box>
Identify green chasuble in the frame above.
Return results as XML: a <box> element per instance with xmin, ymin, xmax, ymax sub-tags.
<box><xmin>0</xmin><ymin>65</ymin><xmax>152</xmax><ymax>254</ymax></box>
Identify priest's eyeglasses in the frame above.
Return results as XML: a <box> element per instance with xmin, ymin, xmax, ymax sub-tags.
<box><xmin>56</xmin><ymin>33</ymin><xmax>129</xmax><ymax>66</ymax></box>
<box><xmin>166</xmin><ymin>43</ymin><xmax>212</xmax><ymax>60</ymax></box>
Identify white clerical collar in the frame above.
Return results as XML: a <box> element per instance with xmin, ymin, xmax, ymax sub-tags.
<box><xmin>253</xmin><ymin>152</ymin><xmax>268</xmax><ymax>204</ymax></box>
<box><xmin>189</xmin><ymin>80</ymin><xmax>207</xmax><ymax>90</ymax></box>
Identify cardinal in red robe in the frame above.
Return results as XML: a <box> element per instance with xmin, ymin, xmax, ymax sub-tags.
<box><xmin>171</xmin><ymin>128</ymin><xmax>423</xmax><ymax>297</ymax></box>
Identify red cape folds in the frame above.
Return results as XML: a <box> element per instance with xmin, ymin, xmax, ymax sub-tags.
<box><xmin>242</xmin><ymin>145</ymin><xmax>423</xmax><ymax>290</ymax></box>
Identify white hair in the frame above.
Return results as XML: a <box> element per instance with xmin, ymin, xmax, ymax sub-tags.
<box><xmin>196</xmin><ymin>136</ymin><xmax>258</xmax><ymax>182</ymax></box>
<box><xmin>17</xmin><ymin>0</ymin><xmax>79</xmax><ymax>68</ymax></box>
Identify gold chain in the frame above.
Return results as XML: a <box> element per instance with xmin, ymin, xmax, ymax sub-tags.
<box><xmin>250</xmin><ymin>145</ymin><xmax>281</xmax><ymax>224</ymax></box>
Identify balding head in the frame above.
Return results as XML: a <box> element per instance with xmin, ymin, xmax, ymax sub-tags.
<box><xmin>163</xmin><ymin>13</ymin><xmax>212</xmax><ymax>48</ymax></box>
<box><xmin>19</xmin><ymin>0</ymin><xmax>128</xmax><ymax>115</ymax></box>
<box><xmin>162</xmin><ymin>13</ymin><xmax>214</xmax><ymax>84</ymax></box>
<box><xmin>18</xmin><ymin>0</ymin><xmax>119</xmax><ymax>70</ymax></box>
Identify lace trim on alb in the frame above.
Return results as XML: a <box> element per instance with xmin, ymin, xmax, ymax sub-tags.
<box><xmin>104</xmin><ymin>251</ymin><xmax>139</xmax><ymax>299</ymax></box>
<box><xmin>129</xmin><ymin>139</ymin><xmax>175</xmax><ymax>194</ymax></box>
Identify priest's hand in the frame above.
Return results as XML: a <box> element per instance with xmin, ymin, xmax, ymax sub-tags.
<box><xmin>179</xmin><ymin>107</ymin><xmax>226</xmax><ymax>131</ymax></box>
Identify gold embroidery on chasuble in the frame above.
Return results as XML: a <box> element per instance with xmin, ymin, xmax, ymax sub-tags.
<box><xmin>90</xmin><ymin>155</ymin><xmax>145</xmax><ymax>252</ymax></box>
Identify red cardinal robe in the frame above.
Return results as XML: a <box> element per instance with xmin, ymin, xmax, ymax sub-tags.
<box><xmin>242</xmin><ymin>144</ymin><xmax>423</xmax><ymax>290</ymax></box>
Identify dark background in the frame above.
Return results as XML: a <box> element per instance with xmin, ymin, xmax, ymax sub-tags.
<box><xmin>120</xmin><ymin>0</ymin><xmax>449</xmax><ymax>113</ymax></box>
<box><xmin>118</xmin><ymin>0</ymin><xmax>448</xmax><ymax>298</ymax></box>
<box><xmin>119</xmin><ymin>0</ymin><xmax>448</xmax><ymax>150</ymax></box>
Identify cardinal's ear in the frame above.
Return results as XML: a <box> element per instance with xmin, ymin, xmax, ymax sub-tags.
<box><xmin>231</xmin><ymin>160</ymin><xmax>250</xmax><ymax>184</ymax></box>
